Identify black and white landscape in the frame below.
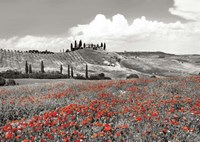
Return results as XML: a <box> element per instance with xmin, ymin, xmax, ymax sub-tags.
<box><xmin>0</xmin><ymin>0</ymin><xmax>200</xmax><ymax>142</ymax></box>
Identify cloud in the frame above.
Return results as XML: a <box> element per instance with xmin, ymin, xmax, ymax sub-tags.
<box><xmin>68</xmin><ymin>14</ymin><xmax>200</xmax><ymax>54</ymax></box>
<box><xmin>0</xmin><ymin>36</ymin><xmax>69</xmax><ymax>52</ymax></box>
<box><xmin>69</xmin><ymin>14</ymin><xmax>184</xmax><ymax>41</ymax></box>
<box><xmin>1</xmin><ymin>13</ymin><xmax>200</xmax><ymax>54</ymax></box>
<box><xmin>169</xmin><ymin>0</ymin><xmax>200</xmax><ymax>21</ymax></box>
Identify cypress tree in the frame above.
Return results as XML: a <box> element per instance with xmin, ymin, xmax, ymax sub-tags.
<box><xmin>25</xmin><ymin>61</ymin><xmax>28</xmax><ymax>74</ymax></box>
<box><xmin>85</xmin><ymin>64</ymin><xmax>88</xmax><ymax>79</ymax></box>
<box><xmin>70</xmin><ymin>43</ymin><xmax>73</xmax><ymax>51</ymax></box>
<box><xmin>41</xmin><ymin>61</ymin><xmax>44</xmax><ymax>73</ymax></box>
<box><xmin>79</xmin><ymin>40</ymin><xmax>82</xmax><ymax>48</ymax></box>
<box><xmin>71</xmin><ymin>66</ymin><xmax>74</xmax><ymax>78</ymax></box>
<box><xmin>83</xmin><ymin>43</ymin><xmax>86</xmax><ymax>48</ymax></box>
<box><xmin>68</xmin><ymin>65</ymin><xmax>70</xmax><ymax>78</ymax></box>
<box><xmin>103</xmin><ymin>43</ymin><xmax>106</xmax><ymax>50</ymax></box>
<box><xmin>29</xmin><ymin>64</ymin><xmax>32</xmax><ymax>74</ymax></box>
<box><xmin>74</xmin><ymin>40</ymin><xmax>77</xmax><ymax>49</ymax></box>
<box><xmin>101</xmin><ymin>42</ymin><xmax>103</xmax><ymax>47</ymax></box>
<box><xmin>60</xmin><ymin>64</ymin><xmax>63</xmax><ymax>74</ymax></box>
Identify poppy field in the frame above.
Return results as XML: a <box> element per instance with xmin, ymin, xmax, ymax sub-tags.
<box><xmin>0</xmin><ymin>77</ymin><xmax>200</xmax><ymax>141</ymax></box>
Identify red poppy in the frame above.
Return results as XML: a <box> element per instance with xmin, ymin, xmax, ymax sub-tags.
<box><xmin>5</xmin><ymin>132</ymin><xmax>14</xmax><ymax>139</ymax></box>
<box><xmin>182</xmin><ymin>126</ymin><xmax>189</xmax><ymax>131</ymax></box>
<box><xmin>104</xmin><ymin>124</ymin><xmax>112</xmax><ymax>131</ymax></box>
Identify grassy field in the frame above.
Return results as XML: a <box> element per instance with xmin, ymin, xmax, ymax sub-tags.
<box><xmin>0</xmin><ymin>76</ymin><xmax>200</xmax><ymax>141</ymax></box>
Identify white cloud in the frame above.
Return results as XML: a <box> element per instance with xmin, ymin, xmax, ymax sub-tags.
<box><xmin>0</xmin><ymin>36</ymin><xmax>69</xmax><ymax>52</ymax></box>
<box><xmin>69</xmin><ymin>14</ymin><xmax>184</xmax><ymax>41</ymax></box>
<box><xmin>69</xmin><ymin>14</ymin><xmax>200</xmax><ymax>54</ymax></box>
<box><xmin>1</xmin><ymin>11</ymin><xmax>200</xmax><ymax>54</ymax></box>
<box><xmin>169</xmin><ymin>0</ymin><xmax>200</xmax><ymax>21</ymax></box>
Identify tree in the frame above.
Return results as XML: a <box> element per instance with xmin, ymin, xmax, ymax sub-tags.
<box><xmin>71</xmin><ymin>66</ymin><xmax>74</xmax><ymax>78</ymax></box>
<box><xmin>74</xmin><ymin>40</ymin><xmax>77</xmax><ymax>49</ymax></box>
<box><xmin>103</xmin><ymin>43</ymin><xmax>106</xmax><ymax>50</ymax></box>
<box><xmin>60</xmin><ymin>64</ymin><xmax>63</xmax><ymax>74</ymax></box>
<box><xmin>79</xmin><ymin>40</ymin><xmax>82</xmax><ymax>48</ymax></box>
<box><xmin>70</xmin><ymin>43</ymin><xmax>73</xmax><ymax>51</ymax></box>
<box><xmin>41</xmin><ymin>61</ymin><xmax>45</xmax><ymax>73</ymax></box>
<box><xmin>83</xmin><ymin>43</ymin><xmax>86</xmax><ymax>48</ymax></box>
<box><xmin>68</xmin><ymin>65</ymin><xmax>70</xmax><ymax>78</ymax></box>
<box><xmin>29</xmin><ymin>64</ymin><xmax>32</xmax><ymax>74</ymax></box>
<box><xmin>25</xmin><ymin>61</ymin><xmax>28</xmax><ymax>74</ymax></box>
<box><xmin>101</xmin><ymin>42</ymin><xmax>103</xmax><ymax>47</ymax></box>
<box><xmin>85</xmin><ymin>64</ymin><xmax>88</xmax><ymax>79</ymax></box>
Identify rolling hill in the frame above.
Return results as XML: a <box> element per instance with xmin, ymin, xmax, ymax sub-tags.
<box><xmin>0</xmin><ymin>49</ymin><xmax>200</xmax><ymax>79</ymax></box>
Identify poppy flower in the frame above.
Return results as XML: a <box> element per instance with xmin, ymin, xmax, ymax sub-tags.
<box><xmin>182</xmin><ymin>126</ymin><xmax>189</xmax><ymax>131</ymax></box>
<box><xmin>104</xmin><ymin>124</ymin><xmax>112</xmax><ymax>131</ymax></box>
<box><xmin>5</xmin><ymin>132</ymin><xmax>14</xmax><ymax>139</ymax></box>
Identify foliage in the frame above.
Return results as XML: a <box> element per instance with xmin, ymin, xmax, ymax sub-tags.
<box><xmin>85</xmin><ymin>64</ymin><xmax>88</xmax><ymax>79</ymax></box>
<box><xmin>0</xmin><ymin>70</ymin><xmax>69</xmax><ymax>79</ymax></box>
<box><xmin>29</xmin><ymin>64</ymin><xmax>32</xmax><ymax>74</ymax></box>
<box><xmin>5</xmin><ymin>79</ymin><xmax>16</xmax><ymax>86</ymax></box>
<box><xmin>0</xmin><ymin>77</ymin><xmax>6</xmax><ymax>86</ymax></box>
<box><xmin>41</xmin><ymin>61</ymin><xmax>45</xmax><ymax>73</ymax></box>
<box><xmin>150</xmin><ymin>75</ymin><xmax>157</xmax><ymax>78</ymax></box>
<box><xmin>126</xmin><ymin>74</ymin><xmax>139</xmax><ymax>79</ymax></box>
<box><xmin>74</xmin><ymin>74</ymin><xmax>86</xmax><ymax>80</ymax></box>
<box><xmin>25</xmin><ymin>61</ymin><xmax>28</xmax><ymax>74</ymax></box>
<box><xmin>89</xmin><ymin>73</ymin><xmax>111</xmax><ymax>80</ymax></box>
<box><xmin>60</xmin><ymin>65</ymin><xmax>63</xmax><ymax>74</ymax></box>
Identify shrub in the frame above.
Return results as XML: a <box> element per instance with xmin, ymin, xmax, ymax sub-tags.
<box><xmin>0</xmin><ymin>77</ymin><xmax>6</xmax><ymax>86</ymax></box>
<box><xmin>98</xmin><ymin>73</ymin><xmax>105</xmax><ymax>78</ymax></box>
<box><xmin>5</xmin><ymin>79</ymin><xmax>16</xmax><ymax>86</ymax></box>
<box><xmin>158</xmin><ymin>55</ymin><xmax>165</xmax><ymax>58</ymax></box>
<box><xmin>126</xmin><ymin>74</ymin><xmax>139</xmax><ymax>79</ymax></box>
<box><xmin>89</xmin><ymin>73</ymin><xmax>111</xmax><ymax>80</ymax></box>
<box><xmin>74</xmin><ymin>74</ymin><xmax>86</xmax><ymax>80</ymax></box>
<box><xmin>150</xmin><ymin>75</ymin><xmax>156</xmax><ymax>78</ymax></box>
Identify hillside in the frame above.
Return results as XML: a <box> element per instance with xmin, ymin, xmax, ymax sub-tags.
<box><xmin>0</xmin><ymin>49</ymin><xmax>200</xmax><ymax>78</ymax></box>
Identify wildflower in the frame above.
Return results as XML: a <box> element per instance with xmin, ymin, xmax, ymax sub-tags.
<box><xmin>136</xmin><ymin>116</ymin><xmax>143</xmax><ymax>122</ymax></box>
<box><xmin>182</xmin><ymin>126</ymin><xmax>189</xmax><ymax>131</ymax></box>
<box><xmin>163</xmin><ymin>128</ymin><xmax>167</xmax><ymax>134</ymax></box>
<box><xmin>5</xmin><ymin>132</ymin><xmax>14</xmax><ymax>139</ymax></box>
<box><xmin>152</xmin><ymin>111</ymin><xmax>159</xmax><ymax>117</ymax></box>
<box><xmin>104</xmin><ymin>124</ymin><xmax>112</xmax><ymax>131</ymax></box>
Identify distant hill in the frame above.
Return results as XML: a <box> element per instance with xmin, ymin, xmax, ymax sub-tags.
<box><xmin>0</xmin><ymin>49</ymin><xmax>200</xmax><ymax>79</ymax></box>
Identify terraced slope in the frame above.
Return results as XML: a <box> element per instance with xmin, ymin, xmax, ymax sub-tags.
<box><xmin>0</xmin><ymin>50</ymin><xmax>86</xmax><ymax>73</ymax></box>
<box><xmin>0</xmin><ymin>49</ymin><xmax>200</xmax><ymax>78</ymax></box>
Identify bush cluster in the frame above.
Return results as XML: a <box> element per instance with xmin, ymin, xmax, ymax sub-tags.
<box><xmin>0</xmin><ymin>70</ymin><xmax>69</xmax><ymax>79</ymax></box>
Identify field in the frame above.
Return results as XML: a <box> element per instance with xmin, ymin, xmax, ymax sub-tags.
<box><xmin>0</xmin><ymin>76</ymin><xmax>200</xmax><ymax>141</ymax></box>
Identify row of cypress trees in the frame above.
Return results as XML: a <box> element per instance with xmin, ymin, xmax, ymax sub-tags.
<box><xmin>25</xmin><ymin>61</ymin><xmax>89</xmax><ymax>79</ymax></box>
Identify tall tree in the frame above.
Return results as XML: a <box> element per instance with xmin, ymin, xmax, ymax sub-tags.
<box><xmin>83</xmin><ymin>43</ymin><xmax>86</xmax><ymax>48</ymax></box>
<box><xmin>71</xmin><ymin>66</ymin><xmax>74</xmax><ymax>78</ymax></box>
<box><xmin>68</xmin><ymin>65</ymin><xmax>70</xmax><ymax>78</ymax></box>
<box><xmin>79</xmin><ymin>40</ymin><xmax>82</xmax><ymax>48</ymax></box>
<box><xmin>103</xmin><ymin>43</ymin><xmax>106</xmax><ymax>50</ymax></box>
<box><xmin>85</xmin><ymin>64</ymin><xmax>88</xmax><ymax>79</ymax></box>
<box><xmin>74</xmin><ymin>40</ymin><xmax>77</xmax><ymax>49</ymax></box>
<box><xmin>41</xmin><ymin>61</ymin><xmax>45</xmax><ymax>73</ymax></box>
<box><xmin>60</xmin><ymin>64</ymin><xmax>63</xmax><ymax>74</ymax></box>
<box><xmin>101</xmin><ymin>42</ymin><xmax>103</xmax><ymax>47</ymax></box>
<box><xmin>25</xmin><ymin>61</ymin><xmax>28</xmax><ymax>74</ymax></box>
<box><xmin>70</xmin><ymin>43</ymin><xmax>73</xmax><ymax>51</ymax></box>
<box><xmin>29</xmin><ymin>64</ymin><xmax>32</xmax><ymax>74</ymax></box>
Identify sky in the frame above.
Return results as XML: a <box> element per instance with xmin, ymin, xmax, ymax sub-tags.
<box><xmin>0</xmin><ymin>0</ymin><xmax>199</xmax><ymax>54</ymax></box>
